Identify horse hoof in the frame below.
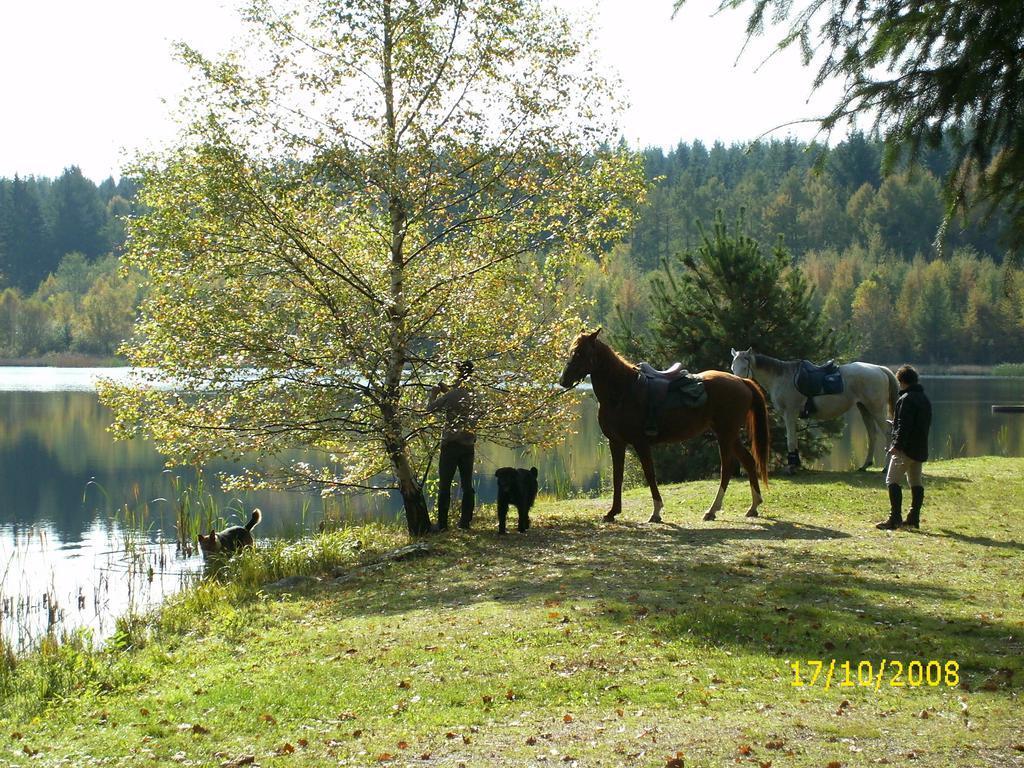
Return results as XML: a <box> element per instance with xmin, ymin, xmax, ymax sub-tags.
<box><xmin>702</xmin><ymin>511</ymin><xmax>716</xmax><ymax>521</ymax></box>
<box><xmin>603</xmin><ymin>512</ymin><xmax>618</xmax><ymax>523</ymax></box>
<box><xmin>745</xmin><ymin>509</ymin><xmax>759</xmax><ymax>518</ymax></box>
<box><xmin>648</xmin><ymin>514</ymin><xmax>663</xmax><ymax>524</ymax></box>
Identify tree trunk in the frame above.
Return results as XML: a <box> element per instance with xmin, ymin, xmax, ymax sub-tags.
<box><xmin>378</xmin><ymin>0</ymin><xmax>431</xmax><ymax>537</ymax></box>
<box><xmin>384</xmin><ymin>431</ymin><xmax>432</xmax><ymax>536</ymax></box>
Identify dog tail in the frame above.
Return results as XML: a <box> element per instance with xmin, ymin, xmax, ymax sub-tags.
<box><xmin>245</xmin><ymin>508</ymin><xmax>262</xmax><ymax>531</ymax></box>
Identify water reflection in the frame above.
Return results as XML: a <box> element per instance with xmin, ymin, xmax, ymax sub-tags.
<box><xmin>1</xmin><ymin>369</ymin><xmax>1022</xmax><ymax>649</ymax></box>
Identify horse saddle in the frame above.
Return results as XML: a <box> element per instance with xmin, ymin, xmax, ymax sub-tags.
<box><xmin>793</xmin><ymin>359</ymin><xmax>844</xmax><ymax>398</ymax></box>
<box><xmin>638</xmin><ymin>361</ymin><xmax>688</xmax><ymax>380</ymax></box>
<box><xmin>637</xmin><ymin>363</ymin><xmax>708</xmax><ymax>436</ymax></box>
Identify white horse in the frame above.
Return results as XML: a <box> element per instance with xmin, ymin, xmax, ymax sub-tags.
<box><xmin>730</xmin><ymin>348</ymin><xmax>898</xmax><ymax>473</ymax></box>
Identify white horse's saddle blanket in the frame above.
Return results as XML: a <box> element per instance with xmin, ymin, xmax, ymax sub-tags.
<box><xmin>794</xmin><ymin>360</ymin><xmax>843</xmax><ymax>398</ymax></box>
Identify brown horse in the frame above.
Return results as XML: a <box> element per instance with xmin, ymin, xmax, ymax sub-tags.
<box><xmin>558</xmin><ymin>329</ymin><xmax>770</xmax><ymax>522</ymax></box>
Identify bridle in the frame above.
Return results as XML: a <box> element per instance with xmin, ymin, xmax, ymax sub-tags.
<box><xmin>732</xmin><ymin>353</ymin><xmax>754</xmax><ymax>379</ymax></box>
<box><xmin>561</xmin><ymin>343</ymin><xmax>594</xmax><ymax>389</ymax></box>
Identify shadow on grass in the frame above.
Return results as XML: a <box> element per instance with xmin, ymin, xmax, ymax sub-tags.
<box><xmin>916</xmin><ymin>527</ymin><xmax>1024</xmax><ymax>552</ymax></box>
<box><xmin>324</xmin><ymin>514</ymin><xmax>1021</xmax><ymax>690</ymax></box>
<box><xmin>778</xmin><ymin>469</ymin><xmax>970</xmax><ymax>489</ymax></box>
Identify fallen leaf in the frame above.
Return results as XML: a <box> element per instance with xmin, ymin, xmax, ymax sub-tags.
<box><xmin>377</xmin><ymin>753</ymin><xmax>394</xmax><ymax>762</ymax></box>
<box><xmin>398</xmin><ymin>741</ymin><xmax>408</xmax><ymax>750</ymax></box>
<box><xmin>338</xmin><ymin>711</ymin><xmax>357</xmax><ymax>721</ymax></box>
<box><xmin>738</xmin><ymin>744</ymin><xmax>752</xmax><ymax>755</ymax></box>
<box><xmin>446</xmin><ymin>732</ymin><xmax>457</xmax><ymax>740</ymax></box>
<box><xmin>276</xmin><ymin>743</ymin><xmax>295</xmax><ymax>755</ymax></box>
<box><xmin>505</xmin><ymin>689</ymin><xmax>516</xmax><ymax>700</ymax></box>
<box><xmin>826</xmin><ymin>762</ymin><xmax>843</xmax><ymax>768</ymax></box>
<box><xmin>526</xmin><ymin>737</ymin><xmax>538</xmax><ymax>746</ymax></box>
<box><xmin>297</xmin><ymin>738</ymin><xmax>308</xmax><ymax>748</ymax></box>
<box><xmin>665</xmin><ymin>754</ymin><xmax>684</xmax><ymax>767</ymax></box>
<box><xmin>259</xmin><ymin>713</ymin><xmax>277</xmax><ymax>725</ymax></box>
<box><xmin>419</xmin><ymin>752</ymin><xmax>432</xmax><ymax>760</ymax></box>
<box><xmin>482</xmin><ymin>695</ymin><xmax>493</xmax><ymax>705</ymax></box>
<box><xmin>563</xmin><ymin>714</ymin><xmax>574</xmax><ymax>723</ymax></box>
<box><xmin>765</xmin><ymin>740</ymin><xmax>784</xmax><ymax>750</ymax></box>
<box><xmin>398</xmin><ymin>680</ymin><xmax>411</xmax><ymax>689</ymax></box>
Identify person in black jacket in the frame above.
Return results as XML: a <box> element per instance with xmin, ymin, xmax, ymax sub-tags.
<box><xmin>876</xmin><ymin>364</ymin><xmax>932</xmax><ymax>530</ymax></box>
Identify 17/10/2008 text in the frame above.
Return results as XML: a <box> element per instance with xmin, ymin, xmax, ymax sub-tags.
<box><xmin>790</xmin><ymin>659</ymin><xmax>959</xmax><ymax>689</ymax></box>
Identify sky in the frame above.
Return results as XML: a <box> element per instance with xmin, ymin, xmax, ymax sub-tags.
<box><xmin>0</xmin><ymin>0</ymin><xmax>847</xmax><ymax>182</ymax></box>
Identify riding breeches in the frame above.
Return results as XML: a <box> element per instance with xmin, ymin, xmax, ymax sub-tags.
<box><xmin>885</xmin><ymin>449</ymin><xmax>923</xmax><ymax>487</ymax></box>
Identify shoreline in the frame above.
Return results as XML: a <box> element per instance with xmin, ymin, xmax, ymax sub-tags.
<box><xmin>0</xmin><ymin>353</ymin><xmax>127</xmax><ymax>368</ymax></box>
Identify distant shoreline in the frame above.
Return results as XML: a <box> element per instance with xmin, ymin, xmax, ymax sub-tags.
<box><xmin>0</xmin><ymin>353</ymin><xmax>127</xmax><ymax>368</ymax></box>
<box><xmin>0</xmin><ymin>356</ymin><xmax>1020</xmax><ymax>377</ymax></box>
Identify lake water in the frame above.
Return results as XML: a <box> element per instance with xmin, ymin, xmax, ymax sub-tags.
<box><xmin>2</xmin><ymin>368</ymin><xmax>1022</xmax><ymax>650</ymax></box>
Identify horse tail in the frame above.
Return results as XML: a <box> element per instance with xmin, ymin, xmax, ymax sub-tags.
<box><xmin>884</xmin><ymin>365</ymin><xmax>899</xmax><ymax>419</ymax></box>
<box><xmin>743</xmin><ymin>377</ymin><xmax>771</xmax><ymax>486</ymax></box>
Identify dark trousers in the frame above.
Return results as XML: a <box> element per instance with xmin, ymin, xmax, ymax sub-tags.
<box><xmin>437</xmin><ymin>441</ymin><xmax>475</xmax><ymax>528</ymax></box>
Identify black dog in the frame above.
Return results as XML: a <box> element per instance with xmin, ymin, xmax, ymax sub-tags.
<box><xmin>494</xmin><ymin>467</ymin><xmax>538</xmax><ymax>534</ymax></box>
<box><xmin>197</xmin><ymin>509</ymin><xmax>262</xmax><ymax>558</ymax></box>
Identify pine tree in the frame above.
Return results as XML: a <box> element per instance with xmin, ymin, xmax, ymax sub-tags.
<box><xmin>6</xmin><ymin>176</ymin><xmax>53</xmax><ymax>291</ymax></box>
<box><xmin>644</xmin><ymin>212</ymin><xmax>842</xmax><ymax>477</ymax></box>
<box><xmin>50</xmin><ymin>167</ymin><xmax>108</xmax><ymax>262</ymax></box>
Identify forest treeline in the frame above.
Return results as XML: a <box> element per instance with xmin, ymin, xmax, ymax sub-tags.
<box><xmin>2</xmin><ymin>134</ymin><xmax>1023</xmax><ymax>364</ymax></box>
<box><xmin>0</xmin><ymin>169</ymin><xmax>139</xmax><ymax>357</ymax></box>
<box><xmin>584</xmin><ymin>134</ymin><xmax>1024</xmax><ymax>366</ymax></box>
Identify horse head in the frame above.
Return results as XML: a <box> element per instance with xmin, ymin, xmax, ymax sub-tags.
<box><xmin>730</xmin><ymin>347</ymin><xmax>755</xmax><ymax>378</ymax></box>
<box><xmin>559</xmin><ymin>328</ymin><xmax>602</xmax><ymax>388</ymax></box>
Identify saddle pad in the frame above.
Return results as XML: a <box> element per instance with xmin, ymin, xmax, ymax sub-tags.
<box><xmin>640</xmin><ymin>371</ymin><xmax>708</xmax><ymax>409</ymax></box>
<box><xmin>667</xmin><ymin>375</ymin><xmax>708</xmax><ymax>408</ymax></box>
<box><xmin>794</xmin><ymin>360</ymin><xmax>843</xmax><ymax>398</ymax></box>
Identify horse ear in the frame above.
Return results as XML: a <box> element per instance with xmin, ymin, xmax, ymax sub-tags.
<box><xmin>592</xmin><ymin>327</ymin><xmax>602</xmax><ymax>338</ymax></box>
<box><xmin>730</xmin><ymin>347</ymin><xmax>737</xmax><ymax>357</ymax></box>
<box><xmin>745</xmin><ymin>346</ymin><xmax>753</xmax><ymax>354</ymax></box>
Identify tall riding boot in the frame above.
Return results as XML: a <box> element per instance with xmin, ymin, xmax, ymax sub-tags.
<box><xmin>457</xmin><ymin>487</ymin><xmax>475</xmax><ymax>530</ymax></box>
<box><xmin>434</xmin><ymin>493</ymin><xmax>450</xmax><ymax>532</ymax></box>
<box><xmin>786</xmin><ymin>450</ymin><xmax>801</xmax><ymax>473</ymax></box>
<box><xmin>876</xmin><ymin>484</ymin><xmax>903</xmax><ymax>530</ymax></box>
<box><xmin>904</xmin><ymin>486</ymin><xmax>924</xmax><ymax>529</ymax></box>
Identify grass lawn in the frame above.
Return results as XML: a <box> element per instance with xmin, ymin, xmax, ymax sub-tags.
<box><xmin>2</xmin><ymin>456</ymin><xmax>1022</xmax><ymax>767</ymax></box>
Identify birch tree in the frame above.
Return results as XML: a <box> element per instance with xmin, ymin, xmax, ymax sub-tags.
<box><xmin>100</xmin><ymin>0</ymin><xmax>644</xmax><ymax>535</ymax></box>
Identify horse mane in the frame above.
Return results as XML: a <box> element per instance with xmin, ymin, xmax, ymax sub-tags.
<box><xmin>752</xmin><ymin>353</ymin><xmax>794</xmax><ymax>376</ymax></box>
<box><xmin>595</xmin><ymin>337</ymin><xmax>639</xmax><ymax>374</ymax></box>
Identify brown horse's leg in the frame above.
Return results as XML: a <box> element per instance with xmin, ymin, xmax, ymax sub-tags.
<box><xmin>605</xmin><ymin>439</ymin><xmax>626</xmax><ymax>522</ymax></box>
<box><xmin>633</xmin><ymin>442</ymin><xmax>664</xmax><ymax>523</ymax></box>
<box><xmin>703</xmin><ymin>432</ymin><xmax>736</xmax><ymax>521</ymax></box>
<box><xmin>734</xmin><ymin>439</ymin><xmax>763</xmax><ymax>517</ymax></box>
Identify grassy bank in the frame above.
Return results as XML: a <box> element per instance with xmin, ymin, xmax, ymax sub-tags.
<box><xmin>2</xmin><ymin>457</ymin><xmax>1022</xmax><ymax>767</ymax></box>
